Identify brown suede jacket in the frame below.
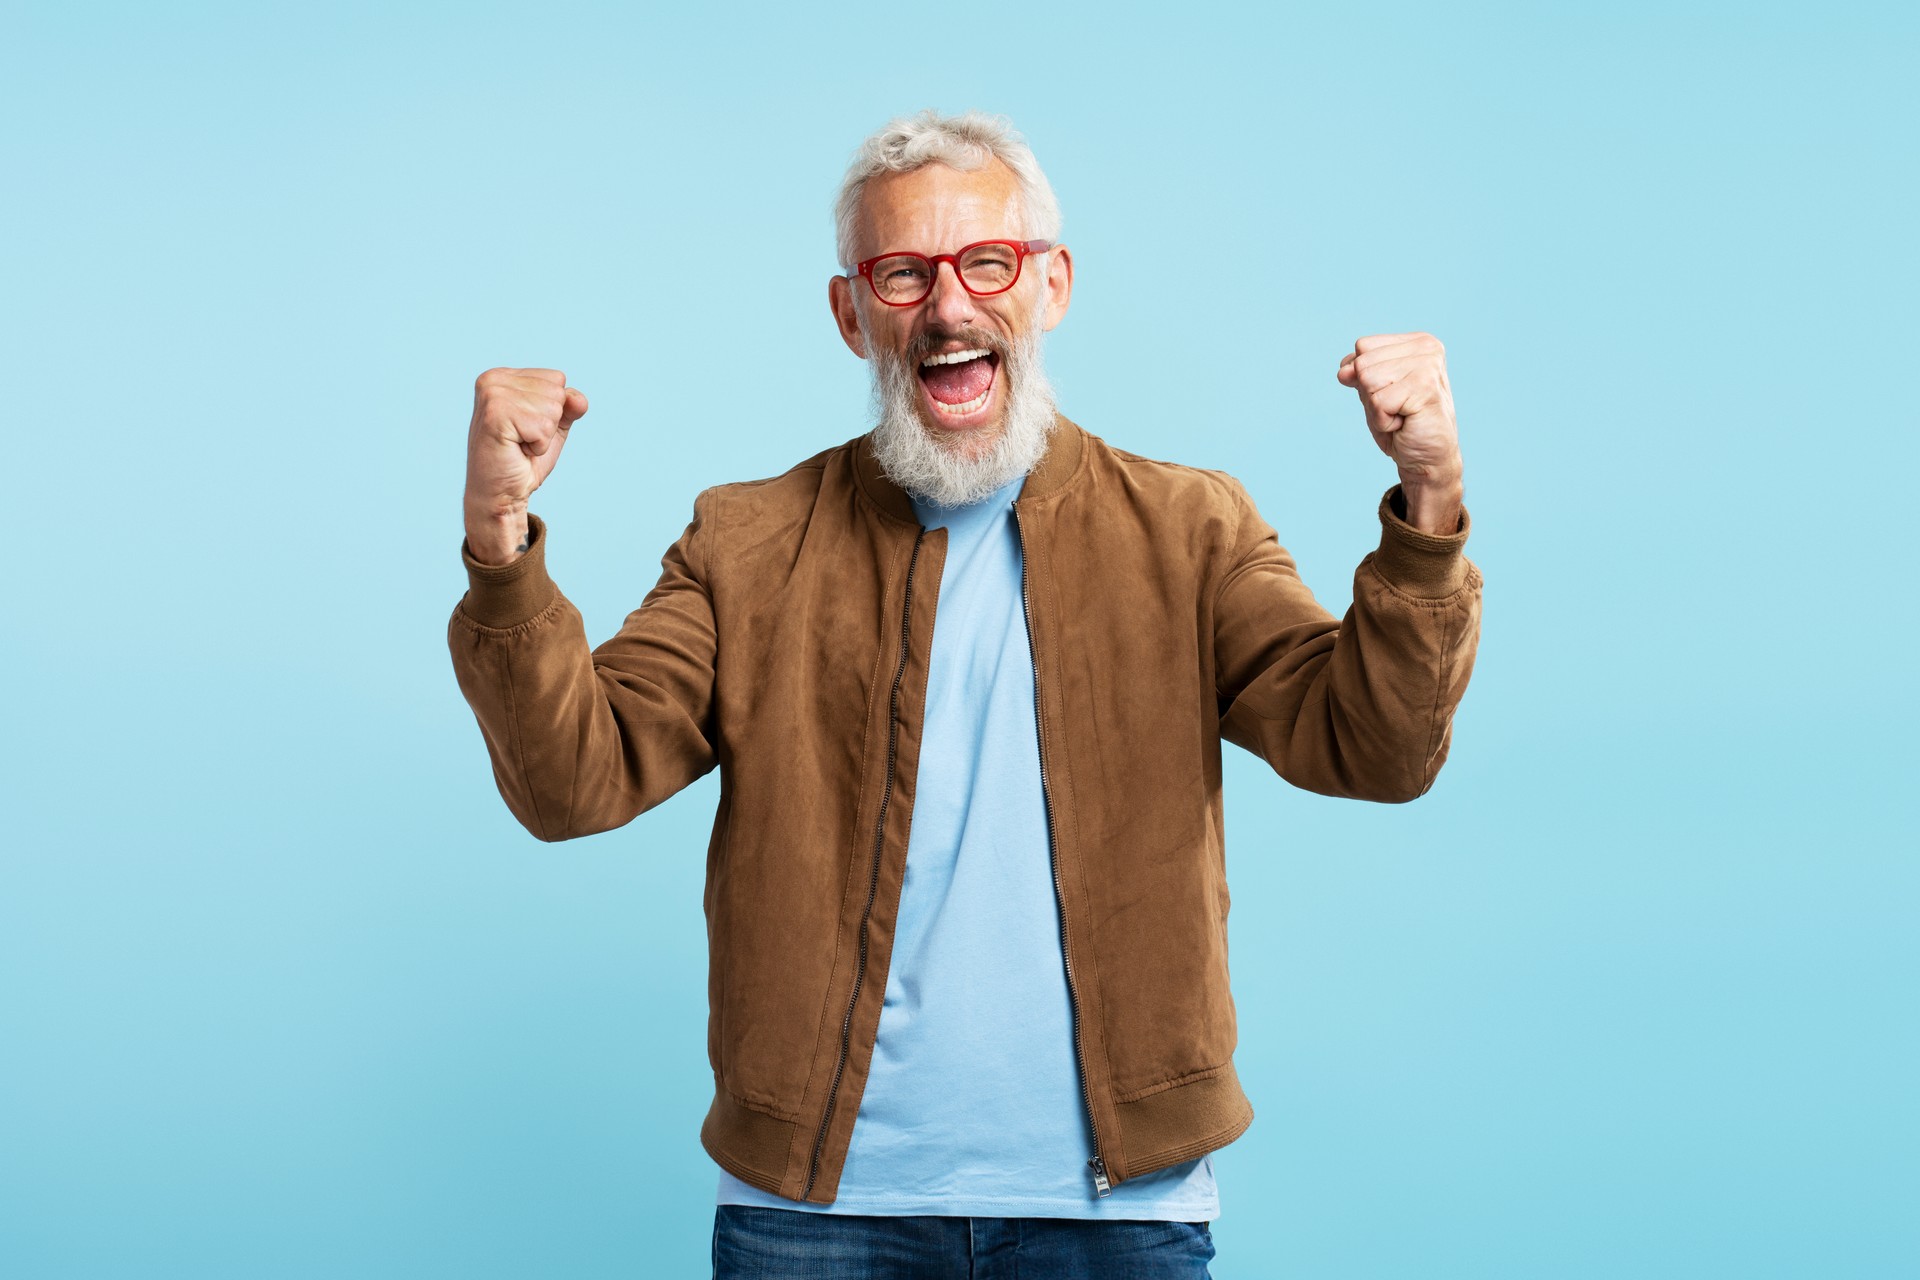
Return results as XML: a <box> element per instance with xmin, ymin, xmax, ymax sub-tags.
<box><xmin>447</xmin><ymin>414</ymin><xmax>1481</xmax><ymax>1205</ymax></box>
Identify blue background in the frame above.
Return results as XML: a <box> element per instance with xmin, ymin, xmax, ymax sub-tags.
<box><xmin>4</xmin><ymin>3</ymin><xmax>1914</xmax><ymax>1276</ymax></box>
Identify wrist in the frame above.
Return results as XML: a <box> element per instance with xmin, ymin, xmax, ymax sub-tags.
<box><xmin>1397</xmin><ymin>470</ymin><xmax>1464</xmax><ymax>536</ymax></box>
<box><xmin>465</xmin><ymin>490</ymin><xmax>528</xmax><ymax>522</ymax></box>
<box><xmin>464</xmin><ymin>500</ymin><xmax>532</xmax><ymax>567</ymax></box>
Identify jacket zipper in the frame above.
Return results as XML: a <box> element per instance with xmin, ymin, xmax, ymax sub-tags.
<box><xmin>803</xmin><ymin>528</ymin><xmax>927</xmax><ymax>1202</ymax></box>
<box><xmin>1014</xmin><ymin>503</ymin><xmax>1112</xmax><ymax>1197</ymax></box>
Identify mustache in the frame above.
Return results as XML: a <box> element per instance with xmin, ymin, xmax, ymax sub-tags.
<box><xmin>900</xmin><ymin>326</ymin><xmax>1012</xmax><ymax>366</ymax></box>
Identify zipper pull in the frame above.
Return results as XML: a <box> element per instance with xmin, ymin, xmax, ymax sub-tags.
<box><xmin>1088</xmin><ymin>1155</ymin><xmax>1112</xmax><ymax>1196</ymax></box>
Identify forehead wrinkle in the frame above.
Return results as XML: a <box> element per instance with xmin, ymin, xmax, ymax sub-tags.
<box><xmin>854</xmin><ymin>160</ymin><xmax>1026</xmax><ymax>260</ymax></box>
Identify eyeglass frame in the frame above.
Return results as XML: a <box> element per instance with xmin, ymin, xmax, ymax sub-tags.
<box><xmin>847</xmin><ymin>238</ymin><xmax>1056</xmax><ymax>307</ymax></box>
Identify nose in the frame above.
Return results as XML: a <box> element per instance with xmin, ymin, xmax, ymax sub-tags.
<box><xmin>923</xmin><ymin>259</ymin><xmax>979</xmax><ymax>329</ymax></box>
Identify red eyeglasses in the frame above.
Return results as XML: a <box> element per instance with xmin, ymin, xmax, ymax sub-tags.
<box><xmin>849</xmin><ymin>238</ymin><xmax>1054</xmax><ymax>307</ymax></box>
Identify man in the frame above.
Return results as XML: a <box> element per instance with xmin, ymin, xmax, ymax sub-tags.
<box><xmin>450</xmin><ymin>109</ymin><xmax>1480</xmax><ymax>1278</ymax></box>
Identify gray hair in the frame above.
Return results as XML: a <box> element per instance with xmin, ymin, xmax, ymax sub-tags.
<box><xmin>833</xmin><ymin>109</ymin><xmax>1063</xmax><ymax>270</ymax></box>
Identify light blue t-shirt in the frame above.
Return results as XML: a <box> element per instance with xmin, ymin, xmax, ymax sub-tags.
<box><xmin>715</xmin><ymin>470</ymin><xmax>1220</xmax><ymax>1219</ymax></box>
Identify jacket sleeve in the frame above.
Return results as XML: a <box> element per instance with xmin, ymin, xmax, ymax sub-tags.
<box><xmin>1213</xmin><ymin>480</ymin><xmax>1481</xmax><ymax>803</ymax></box>
<box><xmin>446</xmin><ymin>494</ymin><xmax>720</xmax><ymax>841</ymax></box>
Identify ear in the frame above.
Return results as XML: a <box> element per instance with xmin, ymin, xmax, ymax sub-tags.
<box><xmin>1040</xmin><ymin>244</ymin><xmax>1074</xmax><ymax>332</ymax></box>
<box><xmin>828</xmin><ymin>274</ymin><xmax>868</xmax><ymax>358</ymax></box>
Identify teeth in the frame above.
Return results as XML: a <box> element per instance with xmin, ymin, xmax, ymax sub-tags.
<box><xmin>920</xmin><ymin>347</ymin><xmax>991</xmax><ymax>367</ymax></box>
<box><xmin>932</xmin><ymin>385</ymin><xmax>992</xmax><ymax>415</ymax></box>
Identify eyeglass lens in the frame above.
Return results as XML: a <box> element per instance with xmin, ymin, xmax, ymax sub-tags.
<box><xmin>870</xmin><ymin>243</ymin><xmax>1022</xmax><ymax>304</ymax></box>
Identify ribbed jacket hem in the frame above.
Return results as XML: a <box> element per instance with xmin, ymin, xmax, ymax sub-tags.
<box><xmin>1372</xmin><ymin>484</ymin><xmax>1473</xmax><ymax>599</ymax></box>
<box><xmin>1109</xmin><ymin>1058</ymin><xmax>1256</xmax><ymax>1183</ymax></box>
<box><xmin>700</xmin><ymin>1058</ymin><xmax>1257</xmax><ymax>1207</ymax></box>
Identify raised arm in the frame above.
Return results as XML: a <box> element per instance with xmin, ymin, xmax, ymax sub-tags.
<box><xmin>447</xmin><ymin>367</ymin><xmax>718</xmax><ymax>840</ymax></box>
<box><xmin>448</xmin><ymin>505</ymin><xmax>719</xmax><ymax>840</ymax></box>
<box><xmin>1213</xmin><ymin>330</ymin><xmax>1480</xmax><ymax>801</ymax></box>
<box><xmin>1212</xmin><ymin>481</ymin><xmax>1480</xmax><ymax>802</ymax></box>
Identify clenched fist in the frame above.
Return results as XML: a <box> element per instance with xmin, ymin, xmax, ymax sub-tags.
<box><xmin>1336</xmin><ymin>332</ymin><xmax>1464</xmax><ymax>535</ymax></box>
<box><xmin>463</xmin><ymin>367</ymin><xmax>589</xmax><ymax>565</ymax></box>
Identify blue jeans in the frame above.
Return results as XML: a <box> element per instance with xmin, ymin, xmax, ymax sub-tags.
<box><xmin>712</xmin><ymin>1204</ymin><xmax>1215</xmax><ymax>1278</ymax></box>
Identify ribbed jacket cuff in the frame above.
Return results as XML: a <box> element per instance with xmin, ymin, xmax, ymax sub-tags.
<box><xmin>1372</xmin><ymin>484</ymin><xmax>1471</xmax><ymax>599</ymax></box>
<box><xmin>458</xmin><ymin>512</ymin><xmax>558</xmax><ymax>628</ymax></box>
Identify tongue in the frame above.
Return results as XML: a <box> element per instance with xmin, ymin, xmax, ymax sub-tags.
<box><xmin>920</xmin><ymin>355</ymin><xmax>995</xmax><ymax>405</ymax></box>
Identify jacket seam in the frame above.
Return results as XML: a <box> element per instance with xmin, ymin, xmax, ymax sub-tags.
<box><xmin>1106</xmin><ymin>447</ymin><xmax>1235</xmax><ymax>493</ymax></box>
<box><xmin>695</xmin><ymin>485</ymin><xmax>718</xmax><ymax>580</ymax></box>
<box><xmin>560</xmin><ymin>658</ymin><xmax>582</xmax><ymax>837</ymax></box>
<box><xmin>452</xmin><ymin>594</ymin><xmax>566</xmax><ymax>638</ymax></box>
<box><xmin>1208</xmin><ymin>476</ymin><xmax>1258</xmax><ymax>706</ymax></box>
<box><xmin>848</xmin><ymin>441</ymin><xmax>923</xmax><ymax>528</ymax></box>
<box><xmin>500</xmin><ymin>643</ymin><xmax>550</xmax><ymax>841</ymax></box>
<box><xmin>1007</xmin><ymin>424</ymin><xmax>1091</xmax><ymax>508</ymax></box>
<box><xmin>1041</xmin><ymin>531</ymin><xmax>1126</xmax><ymax>1179</ymax></box>
<box><xmin>797</xmin><ymin>527</ymin><xmax>901</xmax><ymax>1151</ymax></box>
<box><xmin>1112</xmin><ymin>1060</ymin><xmax>1230</xmax><ymax>1104</ymax></box>
<box><xmin>1223</xmin><ymin>696</ymin><xmax>1310</xmax><ymax>725</ymax></box>
<box><xmin>1418</xmin><ymin>594</ymin><xmax>1458</xmax><ymax>797</ymax></box>
<box><xmin>1211</xmin><ymin>553</ymin><xmax>1266</xmax><ymax>613</ymax></box>
<box><xmin>1215</xmin><ymin>490</ymin><xmax>1298</xmax><ymax>726</ymax></box>
<box><xmin>727</xmin><ymin>1088</ymin><xmax>802</xmax><ymax>1124</ymax></box>
<box><xmin>807</xmin><ymin>529</ymin><xmax>927</xmax><ymax>1198</ymax></box>
<box><xmin>1362</xmin><ymin>554</ymin><xmax>1479</xmax><ymax>609</ymax></box>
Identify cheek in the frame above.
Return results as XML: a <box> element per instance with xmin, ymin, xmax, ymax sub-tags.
<box><xmin>976</xmin><ymin>304</ymin><xmax>1023</xmax><ymax>342</ymax></box>
<box><xmin>852</xmin><ymin>310</ymin><xmax>901</xmax><ymax>359</ymax></box>
<box><xmin>994</xmin><ymin>286</ymin><xmax>1047</xmax><ymax>334</ymax></box>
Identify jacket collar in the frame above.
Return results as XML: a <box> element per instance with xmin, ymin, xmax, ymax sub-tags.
<box><xmin>853</xmin><ymin>411</ymin><xmax>1088</xmax><ymax>525</ymax></box>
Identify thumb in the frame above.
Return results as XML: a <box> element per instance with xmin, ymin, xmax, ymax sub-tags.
<box><xmin>1365</xmin><ymin>398</ymin><xmax>1402</xmax><ymax>438</ymax></box>
<box><xmin>529</xmin><ymin>420</ymin><xmax>573</xmax><ymax>485</ymax></box>
<box><xmin>561</xmin><ymin>386</ymin><xmax>589</xmax><ymax>426</ymax></box>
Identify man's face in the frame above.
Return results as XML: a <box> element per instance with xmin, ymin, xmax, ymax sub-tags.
<box><xmin>830</xmin><ymin>159</ymin><xmax>1073</xmax><ymax>465</ymax></box>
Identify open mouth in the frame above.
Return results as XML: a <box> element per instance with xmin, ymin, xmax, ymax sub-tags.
<box><xmin>916</xmin><ymin>347</ymin><xmax>1000</xmax><ymax>420</ymax></box>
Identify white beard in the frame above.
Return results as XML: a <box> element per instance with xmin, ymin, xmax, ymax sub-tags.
<box><xmin>865</xmin><ymin>312</ymin><xmax>1058</xmax><ymax>509</ymax></box>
